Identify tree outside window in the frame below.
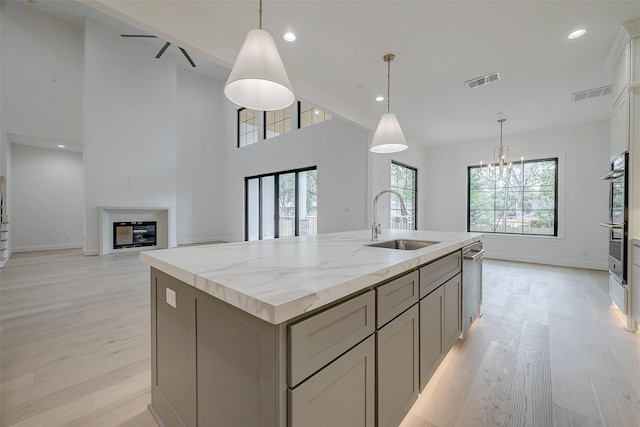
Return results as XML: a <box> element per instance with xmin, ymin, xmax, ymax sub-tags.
<box><xmin>390</xmin><ymin>162</ymin><xmax>417</xmax><ymax>230</ymax></box>
<box><xmin>468</xmin><ymin>158</ymin><xmax>558</xmax><ymax>236</ymax></box>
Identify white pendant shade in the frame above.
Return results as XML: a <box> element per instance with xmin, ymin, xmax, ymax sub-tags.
<box><xmin>225</xmin><ymin>28</ymin><xmax>294</xmax><ymax>111</ymax></box>
<box><xmin>370</xmin><ymin>113</ymin><xmax>408</xmax><ymax>153</ymax></box>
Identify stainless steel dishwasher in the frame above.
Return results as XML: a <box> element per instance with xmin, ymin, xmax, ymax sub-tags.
<box><xmin>462</xmin><ymin>242</ymin><xmax>484</xmax><ymax>338</ymax></box>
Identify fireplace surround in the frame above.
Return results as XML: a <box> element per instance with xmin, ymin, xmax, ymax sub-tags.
<box><xmin>99</xmin><ymin>207</ymin><xmax>170</xmax><ymax>255</ymax></box>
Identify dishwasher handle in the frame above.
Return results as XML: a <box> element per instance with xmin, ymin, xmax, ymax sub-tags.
<box><xmin>463</xmin><ymin>249</ymin><xmax>485</xmax><ymax>261</ymax></box>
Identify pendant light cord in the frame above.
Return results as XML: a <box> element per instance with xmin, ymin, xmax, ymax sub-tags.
<box><xmin>259</xmin><ymin>0</ymin><xmax>263</xmax><ymax>29</ymax></box>
<box><xmin>387</xmin><ymin>59</ymin><xmax>391</xmax><ymax>113</ymax></box>
<box><xmin>383</xmin><ymin>53</ymin><xmax>395</xmax><ymax>114</ymax></box>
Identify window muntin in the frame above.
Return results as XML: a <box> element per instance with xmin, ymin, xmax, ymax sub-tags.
<box><xmin>467</xmin><ymin>158</ymin><xmax>558</xmax><ymax>236</ymax></box>
<box><xmin>245</xmin><ymin>167</ymin><xmax>318</xmax><ymax>241</ymax></box>
<box><xmin>298</xmin><ymin>102</ymin><xmax>333</xmax><ymax>129</ymax></box>
<box><xmin>238</xmin><ymin>108</ymin><xmax>259</xmax><ymax>147</ymax></box>
<box><xmin>390</xmin><ymin>161</ymin><xmax>418</xmax><ymax>230</ymax></box>
<box><xmin>265</xmin><ymin>106</ymin><xmax>292</xmax><ymax>139</ymax></box>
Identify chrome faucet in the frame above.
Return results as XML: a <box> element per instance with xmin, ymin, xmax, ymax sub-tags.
<box><xmin>372</xmin><ymin>189</ymin><xmax>408</xmax><ymax>241</ymax></box>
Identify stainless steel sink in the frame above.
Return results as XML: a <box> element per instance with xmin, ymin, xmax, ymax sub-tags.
<box><xmin>366</xmin><ymin>239</ymin><xmax>440</xmax><ymax>250</ymax></box>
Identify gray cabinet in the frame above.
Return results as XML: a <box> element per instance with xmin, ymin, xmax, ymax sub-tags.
<box><xmin>376</xmin><ymin>270</ymin><xmax>419</xmax><ymax>328</ymax></box>
<box><xmin>444</xmin><ymin>274</ymin><xmax>462</xmax><ymax>352</ymax></box>
<box><xmin>289</xmin><ymin>290</ymin><xmax>375</xmax><ymax>387</ymax></box>
<box><xmin>151</xmin><ymin>270</ymin><xmax>197</xmax><ymax>427</ymax></box>
<box><xmin>419</xmin><ymin>251</ymin><xmax>461</xmax><ymax>298</ymax></box>
<box><xmin>419</xmin><ymin>286</ymin><xmax>444</xmax><ymax>390</ymax></box>
<box><xmin>149</xmin><ymin>247</ymin><xmax>472</xmax><ymax>427</ymax></box>
<box><xmin>288</xmin><ymin>335</ymin><xmax>376</xmax><ymax>427</ymax></box>
<box><xmin>196</xmin><ymin>291</ymin><xmax>277</xmax><ymax>427</ymax></box>
<box><xmin>377</xmin><ymin>304</ymin><xmax>420</xmax><ymax>427</ymax></box>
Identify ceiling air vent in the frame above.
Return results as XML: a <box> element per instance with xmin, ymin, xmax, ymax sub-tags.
<box><xmin>572</xmin><ymin>85</ymin><xmax>612</xmax><ymax>102</ymax></box>
<box><xmin>465</xmin><ymin>72</ymin><xmax>501</xmax><ymax>89</ymax></box>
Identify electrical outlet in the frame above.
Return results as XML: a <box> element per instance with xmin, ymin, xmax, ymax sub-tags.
<box><xmin>166</xmin><ymin>287</ymin><xmax>176</xmax><ymax>308</ymax></box>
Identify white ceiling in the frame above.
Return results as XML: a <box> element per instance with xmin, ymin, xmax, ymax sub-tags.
<box><xmin>25</xmin><ymin>0</ymin><xmax>640</xmax><ymax>147</ymax></box>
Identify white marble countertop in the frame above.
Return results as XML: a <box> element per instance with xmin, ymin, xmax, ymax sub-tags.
<box><xmin>140</xmin><ymin>229</ymin><xmax>482</xmax><ymax>324</ymax></box>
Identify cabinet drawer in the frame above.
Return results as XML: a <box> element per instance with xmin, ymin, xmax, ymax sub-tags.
<box><xmin>289</xmin><ymin>335</ymin><xmax>375</xmax><ymax>427</ymax></box>
<box><xmin>376</xmin><ymin>270</ymin><xmax>419</xmax><ymax>328</ymax></box>
<box><xmin>289</xmin><ymin>290</ymin><xmax>375</xmax><ymax>387</ymax></box>
<box><xmin>419</xmin><ymin>251</ymin><xmax>461</xmax><ymax>298</ymax></box>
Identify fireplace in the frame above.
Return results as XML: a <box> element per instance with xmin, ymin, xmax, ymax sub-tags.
<box><xmin>99</xmin><ymin>207</ymin><xmax>170</xmax><ymax>255</ymax></box>
<box><xmin>113</xmin><ymin>221</ymin><xmax>157</xmax><ymax>250</ymax></box>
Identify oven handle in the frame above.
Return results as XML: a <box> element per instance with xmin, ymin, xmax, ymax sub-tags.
<box><xmin>599</xmin><ymin>223</ymin><xmax>624</xmax><ymax>229</ymax></box>
<box><xmin>600</xmin><ymin>169</ymin><xmax>625</xmax><ymax>180</ymax></box>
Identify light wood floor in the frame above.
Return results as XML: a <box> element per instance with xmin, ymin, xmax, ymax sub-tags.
<box><xmin>1</xmin><ymin>250</ymin><xmax>639</xmax><ymax>426</ymax></box>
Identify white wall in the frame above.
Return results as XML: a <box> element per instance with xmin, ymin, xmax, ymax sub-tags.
<box><xmin>424</xmin><ymin>120</ymin><xmax>610</xmax><ymax>270</ymax></box>
<box><xmin>83</xmin><ymin>19</ymin><xmax>177</xmax><ymax>254</ymax></box>
<box><xmin>176</xmin><ymin>67</ymin><xmax>225</xmax><ymax>244</ymax></box>
<box><xmin>1</xmin><ymin>1</ymin><xmax>83</xmax><ymax>145</ymax></box>
<box><xmin>11</xmin><ymin>144</ymin><xmax>84</xmax><ymax>251</ymax></box>
<box><xmin>219</xmin><ymin>109</ymin><xmax>371</xmax><ymax>242</ymax></box>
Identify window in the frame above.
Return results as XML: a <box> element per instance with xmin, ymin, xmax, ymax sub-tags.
<box><xmin>245</xmin><ymin>167</ymin><xmax>318</xmax><ymax>241</ymax></box>
<box><xmin>467</xmin><ymin>158</ymin><xmax>558</xmax><ymax>236</ymax></box>
<box><xmin>390</xmin><ymin>161</ymin><xmax>418</xmax><ymax>230</ymax></box>
<box><xmin>238</xmin><ymin>108</ymin><xmax>259</xmax><ymax>147</ymax></box>
<box><xmin>298</xmin><ymin>102</ymin><xmax>333</xmax><ymax>129</ymax></box>
<box><xmin>264</xmin><ymin>106</ymin><xmax>292</xmax><ymax>139</ymax></box>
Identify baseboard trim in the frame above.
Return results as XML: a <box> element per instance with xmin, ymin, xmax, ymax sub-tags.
<box><xmin>177</xmin><ymin>237</ymin><xmax>228</xmax><ymax>246</ymax></box>
<box><xmin>13</xmin><ymin>243</ymin><xmax>83</xmax><ymax>253</ymax></box>
<box><xmin>485</xmin><ymin>252</ymin><xmax>608</xmax><ymax>271</ymax></box>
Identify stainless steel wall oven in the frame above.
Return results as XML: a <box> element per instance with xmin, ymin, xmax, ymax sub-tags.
<box><xmin>601</xmin><ymin>152</ymin><xmax>628</xmax><ymax>312</ymax></box>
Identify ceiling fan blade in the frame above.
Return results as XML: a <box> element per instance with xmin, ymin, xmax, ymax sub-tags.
<box><xmin>156</xmin><ymin>41</ymin><xmax>171</xmax><ymax>59</ymax></box>
<box><xmin>120</xmin><ymin>34</ymin><xmax>158</xmax><ymax>38</ymax></box>
<box><xmin>179</xmin><ymin>48</ymin><xmax>196</xmax><ymax>68</ymax></box>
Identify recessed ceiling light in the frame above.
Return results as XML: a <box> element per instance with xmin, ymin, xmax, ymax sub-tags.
<box><xmin>57</xmin><ymin>144</ymin><xmax>66</xmax><ymax>148</ymax></box>
<box><xmin>376</xmin><ymin>96</ymin><xmax>384</xmax><ymax>102</ymax></box>
<box><xmin>284</xmin><ymin>32</ymin><xmax>296</xmax><ymax>42</ymax></box>
<box><xmin>314</xmin><ymin>110</ymin><xmax>320</xmax><ymax>115</ymax></box>
<box><xmin>568</xmin><ymin>29</ymin><xmax>586</xmax><ymax>39</ymax></box>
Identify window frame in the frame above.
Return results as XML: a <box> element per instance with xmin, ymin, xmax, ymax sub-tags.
<box><xmin>297</xmin><ymin>101</ymin><xmax>332</xmax><ymax>129</ymax></box>
<box><xmin>466</xmin><ymin>157</ymin><xmax>559</xmax><ymax>236</ymax></box>
<box><xmin>390</xmin><ymin>161</ymin><xmax>418</xmax><ymax>230</ymax></box>
<box><xmin>244</xmin><ymin>166</ymin><xmax>318</xmax><ymax>241</ymax></box>
<box><xmin>263</xmin><ymin>106</ymin><xmax>292</xmax><ymax>140</ymax></box>
<box><xmin>237</xmin><ymin>107</ymin><xmax>259</xmax><ymax>148</ymax></box>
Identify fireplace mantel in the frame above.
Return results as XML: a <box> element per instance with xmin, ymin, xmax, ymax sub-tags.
<box><xmin>99</xmin><ymin>207</ymin><xmax>170</xmax><ymax>255</ymax></box>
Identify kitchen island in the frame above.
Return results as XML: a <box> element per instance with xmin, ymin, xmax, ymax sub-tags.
<box><xmin>141</xmin><ymin>229</ymin><xmax>482</xmax><ymax>427</ymax></box>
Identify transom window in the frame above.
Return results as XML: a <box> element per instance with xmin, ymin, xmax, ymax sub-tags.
<box><xmin>245</xmin><ymin>167</ymin><xmax>318</xmax><ymax>241</ymax></box>
<box><xmin>467</xmin><ymin>158</ymin><xmax>558</xmax><ymax>236</ymax></box>
<box><xmin>390</xmin><ymin>161</ymin><xmax>417</xmax><ymax>230</ymax></box>
<box><xmin>298</xmin><ymin>102</ymin><xmax>332</xmax><ymax>129</ymax></box>
<box><xmin>238</xmin><ymin>108</ymin><xmax>259</xmax><ymax>147</ymax></box>
<box><xmin>264</xmin><ymin>106</ymin><xmax>292</xmax><ymax>139</ymax></box>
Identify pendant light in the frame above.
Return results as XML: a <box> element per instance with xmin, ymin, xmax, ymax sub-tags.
<box><xmin>224</xmin><ymin>0</ymin><xmax>294</xmax><ymax>111</ymax></box>
<box><xmin>480</xmin><ymin>118</ymin><xmax>515</xmax><ymax>181</ymax></box>
<box><xmin>370</xmin><ymin>53</ymin><xmax>408</xmax><ymax>153</ymax></box>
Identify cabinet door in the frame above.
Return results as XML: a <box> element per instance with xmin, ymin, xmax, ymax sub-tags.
<box><xmin>419</xmin><ymin>286</ymin><xmax>444</xmax><ymax>391</ymax></box>
<box><xmin>289</xmin><ymin>335</ymin><xmax>375</xmax><ymax>427</ymax></box>
<box><xmin>152</xmin><ymin>270</ymin><xmax>197</xmax><ymax>427</ymax></box>
<box><xmin>612</xmin><ymin>42</ymin><xmax>631</xmax><ymax>105</ymax></box>
<box><xmin>377</xmin><ymin>305</ymin><xmax>419</xmax><ymax>427</ymax></box>
<box><xmin>443</xmin><ymin>274</ymin><xmax>462</xmax><ymax>353</ymax></box>
<box><xmin>610</xmin><ymin>93</ymin><xmax>630</xmax><ymax>160</ymax></box>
